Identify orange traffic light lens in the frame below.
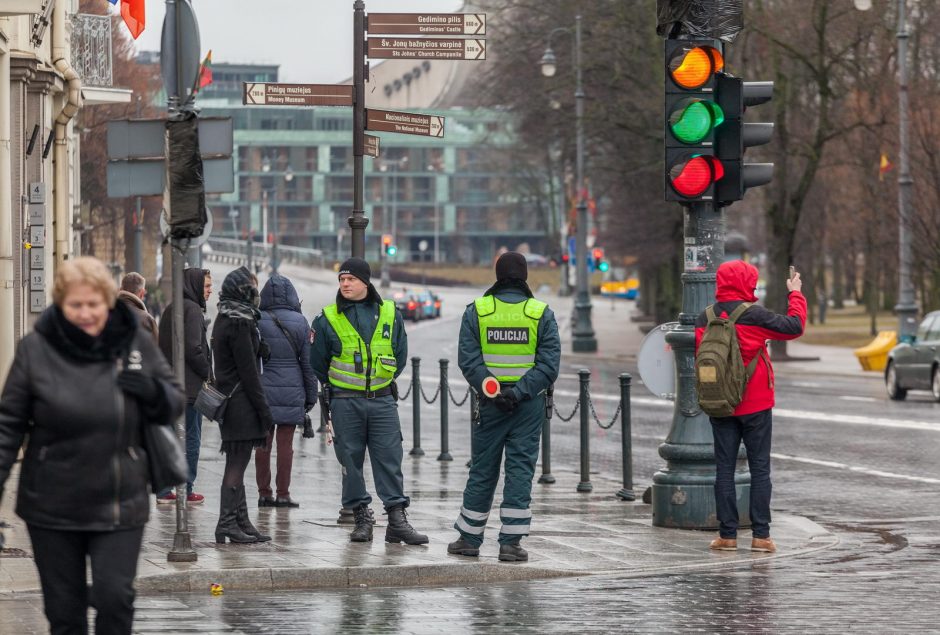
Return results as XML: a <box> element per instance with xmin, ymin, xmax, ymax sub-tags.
<box><xmin>669</xmin><ymin>46</ymin><xmax>723</xmax><ymax>89</ymax></box>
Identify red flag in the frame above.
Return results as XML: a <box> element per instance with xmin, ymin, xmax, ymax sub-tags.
<box><xmin>196</xmin><ymin>50</ymin><xmax>213</xmax><ymax>92</ymax></box>
<box><xmin>120</xmin><ymin>0</ymin><xmax>145</xmax><ymax>40</ymax></box>
<box><xmin>879</xmin><ymin>153</ymin><xmax>893</xmax><ymax>181</ymax></box>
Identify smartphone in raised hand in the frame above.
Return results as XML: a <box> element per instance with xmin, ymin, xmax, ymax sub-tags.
<box><xmin>789</xmin><ymin>265</ymin><xmax>796</xmax><ymax>280</ymax></box>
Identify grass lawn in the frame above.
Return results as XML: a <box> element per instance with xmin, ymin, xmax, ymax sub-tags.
<box><xmin>802</xmin><ymin>305</ymin><xmax>896</xmax><ymax>348</ymax></box>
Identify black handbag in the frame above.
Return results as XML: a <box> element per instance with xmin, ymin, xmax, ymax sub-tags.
<box><xmin>194</xmin><ymin>380</ymin><xmax>239</xmax><ymax>423</ymax></box>
<box><xmin>142</xmin><ymin>422</ymin><xmax>188</xmax><ymax>493</ymax></box>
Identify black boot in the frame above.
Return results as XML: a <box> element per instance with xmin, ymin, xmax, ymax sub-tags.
<box><xmin>216</xmin><ymin>486</ymin><xmax>258</xmax><ymax>544</ymax></box>
<box><xmin>385</xmin><ymin>505</ymin><xmax>428</xmax><ymax>545</ymax></box>
<box><xmin>498</xmin><ymin>542</ymin><xmax>528</xmax><ymax>562</ymax></box>
<box><xmin>350</xmin><ymin>504</ymin><xmax>374</xmax><ymax>543</ymax></box>
<box><xmin>235</xmin><ymin>485</ymin><xmax>271</xmax><ymax>542</ymax></box>
<box><xmin>447</xmin><ymin>537</ymin><xmax>479</xmax><ymax>557</ymax></box>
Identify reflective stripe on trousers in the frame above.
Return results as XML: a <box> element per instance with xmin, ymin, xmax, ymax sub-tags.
<box><xmin>499</xmin><ymin>506</ymin><xmax>531</xmax><ymax>537</ymax></box>
<box><xmin>454</xmin><ymin>506</ymin><xmax>489</xmax><ymax>537</ymax></box>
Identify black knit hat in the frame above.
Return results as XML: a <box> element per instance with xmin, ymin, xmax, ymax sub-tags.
<box><xmin>495</xmin><ymin>252</ymin><xmax>528</xmax><ymax>282</ymax></box>
<box><xmin>338</xmin><ymin>257</ymin><xmax>371</xmax><ymax>285</ymax></box>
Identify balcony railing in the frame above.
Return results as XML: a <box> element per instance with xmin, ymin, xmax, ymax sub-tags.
<box><xmin>71</xmin><ymin>14</ymin><xmax>112</xmax><ymax>87</ymax></box>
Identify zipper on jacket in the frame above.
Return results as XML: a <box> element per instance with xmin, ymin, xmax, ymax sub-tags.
<box><xmin>112</xmin><ymin>358</ymin><xmax>125</xmax><ymax>527</ymax></box>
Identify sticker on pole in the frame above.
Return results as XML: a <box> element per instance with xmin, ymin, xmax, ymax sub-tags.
<box><xmin>481</xmin><ymin>377</ymin><xmax>501</xmax><ymax>398</ymax></box>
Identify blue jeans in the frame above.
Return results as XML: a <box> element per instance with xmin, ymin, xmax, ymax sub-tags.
<box><xmin>711</xmin><ymin>409</ymin><xmax>773</xmax><ymax>539</ymax></box>
<box><xmin>158</xmin><ymin>405</ymin><xmax>202</xmax><ymax>497</ymax></box>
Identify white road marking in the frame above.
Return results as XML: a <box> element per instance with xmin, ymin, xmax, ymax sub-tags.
<box><xmin>772</xmin><ymin>453</ymin><xmax>940</xmax><ymax>485</ymax></box>
<box><xmin>838</xmin><ymin>396</ymin><xmax>879</xmax><ymax>403</ymax></box>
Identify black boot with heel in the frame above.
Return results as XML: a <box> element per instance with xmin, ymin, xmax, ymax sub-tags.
<box><xmin>235</xmin><ymin>485</ymin><xmax>271</xmax><ymax>542</ymax></box>
<box><xmin>215</xmin><ymin>486</ymin><xmax>258</xmax><ymax>544</ymax></box>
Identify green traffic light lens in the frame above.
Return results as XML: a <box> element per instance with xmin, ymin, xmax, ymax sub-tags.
<box><xmin>387</xmin><ymin>246</ymin><xmax>397</xmax><ymax>256</ymax></box>
<box><xmin>669</xmin><ymin>100</ymin><xmax>724</xmax><ymax>144</ymax></box>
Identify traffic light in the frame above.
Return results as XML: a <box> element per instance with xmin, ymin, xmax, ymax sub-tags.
<box><xmin>714</xmin><ymin>76</ymin><xmax>774</xmax><ymax>204</ymax></box>
<box><xmin>591</xmin><ymin>248</ymin><xmax>610</xmax><ymax>273</ymax></box>
<box><xmin>664</xmin><ymin>40</ymin><xmax>726</xmax><ymax>203</ymax></box>
<box><xmin>381</xmin><ymin>234</ymin><xmax>397</xmax><ymax>256</ymax></box>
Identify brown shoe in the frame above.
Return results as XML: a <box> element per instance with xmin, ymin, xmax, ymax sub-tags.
<box><xmin>709</xmin><ymin>537</ymin><xmax>737</xmax><ymax>551</ymax></box>
<box><xmin>751</xmin><ymin>537</ymin><xmax>777</xmax><ymax>553</ymax></box>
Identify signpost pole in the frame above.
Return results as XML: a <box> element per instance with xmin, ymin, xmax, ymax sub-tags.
<box><xmin>350</xmin><ymin>0</ymin><xmax>368</xmax><ymax>259</ymax></box>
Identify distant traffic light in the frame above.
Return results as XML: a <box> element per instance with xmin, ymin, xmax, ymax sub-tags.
<box><xmin>714</xmin><ymin>76</ymin><xmax>775</xmax><ymax>204</ymax></box>
<box><xmin>381</xmin><ymin>234</ymin><xmax>397</xmax><ymax>256</ymax></box>
<box><xmin>592</xmin><ymin>247</ymin><xmax>609</xmax><ymax>273</ymax></box>
<box><xmin>664</xmin><ymin>40</ymin><xmax>726</xmax><ymax>203</ymax></box>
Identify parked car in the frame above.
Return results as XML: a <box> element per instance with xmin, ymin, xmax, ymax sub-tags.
<box><xmin>885</xmin><ymin>310</ymin><xmax>940</xmax><ymax>401</ymax></box>
<box><xmin>392</xmin><ymin>290</ymin><xmax>423</xmax><ymax>322</ymax></box>
<box><xmin>414</xmin><ymin>289</ymin><xmax>441</xmax><ymax>319</ymax></box>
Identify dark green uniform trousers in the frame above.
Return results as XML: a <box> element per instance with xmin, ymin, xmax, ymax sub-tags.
<box><xmin>454</xmin><ymin>395</ymin><xmax>543</xmax><ymax>546</ymax></box>
<box><xmin>330</xmin><ymin>395</ymin><xmax>409</xmax><ymax>510</ymax></box>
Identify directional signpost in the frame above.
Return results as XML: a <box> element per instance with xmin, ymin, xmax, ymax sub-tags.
<box><xmin>364</xmin><ymin>134</ymin><xmax>380</xmax><ymax>158</ymax></box>
<box><xmin>367</xmin><ymin>37</ymin><xmax>486</xmax><ymax>60</ymax></box>
<box><xmin>366</xmin><ymin>109</ymin><xmax>444</xmax><ymax>137</ymax></box>
<box><xmin>242</xmin><ymin>83</ymin><xmax>353</xmax><ymax>107</ymax></box>
<box><xmin>367</xmin><ymin>13</ymin><xmax>485</xmax><ymax>35</ymax></box>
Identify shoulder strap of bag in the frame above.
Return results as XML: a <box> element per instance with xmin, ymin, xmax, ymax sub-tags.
<box><xmin>266</xmin><ymin>311</ymin><xmax>301</xmax><ymax>360</ymax></box>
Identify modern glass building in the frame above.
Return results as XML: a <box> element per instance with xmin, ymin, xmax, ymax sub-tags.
<box><xmin>197</xmin><ymin>61</ymin><xmax>552</xmax><ymax>265</ymax></box>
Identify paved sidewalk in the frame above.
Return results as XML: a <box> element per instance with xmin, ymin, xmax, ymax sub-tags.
<box><xmin>0</xmin><ymin>421</ymin><xmax>837</xmax><ymax>596</ymax></box>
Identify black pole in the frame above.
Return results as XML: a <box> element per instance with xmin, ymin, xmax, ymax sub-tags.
<box><xmin>437</xmin><ymin>358</ymin><xmax>452</xmax><ymax>461</ymax></box>
<box><xmin>616</xmin><ymin>373</ymin><xmax>635</xmax><ymax>501</ymax></box>
<box><xmin>577</xmin><ymin>369</ymin><xmax>592</xmax><ymax>492</ymax></box>
<box><xmin>409</xmin><ymin>357</ymin><xmax>424</xmax><ymax>456</ymax></box>
<box><xmin>467</xmin><ymin>388</ymin><xmax>478</xmax><ymax>468</ymax></box>
<box><xmin>538</xmin><ymin>385</ymin><xmax>555</xmax><ymax>484</ymax></box>
<box><xmin>349</xmin><ymin>0</ymin><xmax>368</xmax><ymax>258</ymax></box>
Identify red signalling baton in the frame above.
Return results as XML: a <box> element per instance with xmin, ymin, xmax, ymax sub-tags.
<box><xmin>481</xmin><ymin>376</ymin><xmax>501</xmax><ymax>398</ymax></box>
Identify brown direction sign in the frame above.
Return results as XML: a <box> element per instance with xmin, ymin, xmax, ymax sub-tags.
<box><xmin>367</xmin><ymin>13</ymin><xmax>486</xmax><ymax>36</ymax></box>
<box><xmin>242</xmin><ymin>83</ymin><xmax>353</xmax><ymax>107</ymax></box>
<box><xmin>364</xmin><ymin>134</ymin><xmax>380</xmax><ymax>158</ymax></box>
<box><xmin>367</xmin><ymin>37</ymin><xmax>485</xmax><ymax>61</ymax></box>
<box><xmin>366</xmin><ymin>109</ymin><xmax>444</xmax><ymax>138</ymax></box>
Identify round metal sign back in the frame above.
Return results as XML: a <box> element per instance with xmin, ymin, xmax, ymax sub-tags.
<box><xmin>637</xmin><ymin>322</ymin><xmax>678</xmax><ymax>399</ymax></box>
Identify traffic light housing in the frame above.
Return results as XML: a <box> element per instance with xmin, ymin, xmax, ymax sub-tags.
<box><xmin>381</xmin><ymin>234</ymin><xmax>397</xmax><ymax>256</ymax></box>
<box><xmin>664</xmin><ymin>39</ymin><xmax>726</xmax><ymax>203</ymax></box>
<box><xmin>714</xmin><ymin>76</ymin><xmax>774</xmax><ymax>204</ymax></box>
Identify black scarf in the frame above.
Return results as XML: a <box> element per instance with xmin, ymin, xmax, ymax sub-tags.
<box><xmin>35</xmin><ymin>302</ymin><xmax>137</xmax><ymax>363</ymax></box>
<box><xmin>218</xmin><ymin>266</ymin><xmax>261</xmax><ymax>321</ymax></box>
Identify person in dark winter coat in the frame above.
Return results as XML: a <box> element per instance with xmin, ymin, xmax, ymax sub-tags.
<box><xmin>119</xmin><ymin>272</ymin><xmax>159</xmax><ymax>343</ymax></box>
<box><xmin>255</xmin><ymin>274</ymin><xmax>318</xmax><ymax>508</ymax></box>
<box><xmin>211</xmin><ymin>266</ymin><xmax>273</xmax><ymax>544</ymax></box>
<box><xmin>158</xmin><ymin>267</ymin><xmax>212</xmax><ymax>504</ymax></box>
<box><xmin>0</xmin><ymin>257</ymin><xmax>184</xmax><ymax>635</ymax></box>
<box><xmin>695</xmin><ymin>259</ymin><xmax>806</xmax><ymax>554</ymax></box>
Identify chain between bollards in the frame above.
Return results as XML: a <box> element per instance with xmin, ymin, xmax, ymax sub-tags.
<box><xmin>577</xmin><ymin>369</ymin><xmax>593</xmax><ymax>492</ymax></box>
<box><xmin>616</xmin><ymin>373</ymin><xmax>635</xmax><ymax>501</ymax></box>
<box><xmin>437</xmin><ymin>359</ymin><xmax>453</xmax><ymax>461</ymax></box>
<box><xmin>409</xmin><ymin>357</ymin><xmax>424</xmax><ymax>457</ymax></box>
<box><xmin>538</xmin><ymin>385</ymin><xmax>555</xmax><ymax>484</ymax></box>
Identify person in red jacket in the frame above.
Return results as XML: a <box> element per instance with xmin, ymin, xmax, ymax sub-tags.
<box><xmin>695</xmin><ymin>260</ymin><xmax>806</xmax><ymax>553</ymax></box>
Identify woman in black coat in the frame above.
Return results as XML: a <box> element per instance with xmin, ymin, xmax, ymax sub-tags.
<box><xmin>211</xmin><ymin>267</ymin><xmax>273</xmax><ymax>543</ymax></box>
<box><xmin>0</xmin><ymin>257</ymin><xmax>184</xmax><ymax>634</ymax></box>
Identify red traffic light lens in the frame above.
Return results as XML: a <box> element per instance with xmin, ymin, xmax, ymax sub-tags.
<box><xmin>669</xmin><ymin>155</ymin><xmax>724</xmax><ymax>198</ymax></box>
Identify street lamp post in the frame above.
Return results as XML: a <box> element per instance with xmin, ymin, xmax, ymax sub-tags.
<box><xmin>541</xmin><ymin>15</ymin><xmax>597</xmax><ymax>352</ymax></box>
<box><xmin>261</xmin><ymin>158</ymin><xmax>293</xmax><ymax>275</ymax></box>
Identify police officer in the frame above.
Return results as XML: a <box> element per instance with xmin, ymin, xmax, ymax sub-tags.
<box><xmin>310</xmin><ymin>257</ymin><xmax>428</xmax><ymax>545</ymax></box>
<box><xmin>448</xmin><ymin>252</ymin><xmax>560</xmax><ymax>562</ymax></box>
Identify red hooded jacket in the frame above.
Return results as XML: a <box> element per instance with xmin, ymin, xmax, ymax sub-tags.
<box><xmin>694</xmin><ymin>260</ymin><xmax>807</xmax><ymax>416</ymax></box>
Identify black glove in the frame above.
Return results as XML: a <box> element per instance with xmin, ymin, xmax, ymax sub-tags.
<box><xmin>302</xmin><ymin>413</ymin><xmax>315</xmax><ymax>439</ymax></box>
<box><xmin>258</xmin><ymin>339</ymin><xmax>271</xmax><ymax>363</ymax></box>
<box><xmin>117</xmin><ymin>370</ymin><xmax>159</xmax><ymax>403</ymax></box>
<box><xmin>494</xmin><ymin>391</ymin><xmax>519</xmax><ymax>413</ymax></box>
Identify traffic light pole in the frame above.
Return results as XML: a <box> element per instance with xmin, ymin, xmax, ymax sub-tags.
<box><xmin>651</xmin><ymin>202</ymin><xmax>750</xmax><ymax>529</ymax></box>
<box><xmin>349</xmin><ymin>0</ymin><xmax>368</xmax><ymax>259</ymax></box>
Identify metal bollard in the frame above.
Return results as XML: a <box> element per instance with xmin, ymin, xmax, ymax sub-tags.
<box><xmin>538</xmin><ymin>385</ymin><xmax>555</xmax><ymax>484</ymax></box>
<box><xmin>437</xmin><ymin>359</ymin><xmax>453</xmax><ymax>461</ymax></box>
<box><xmin>409</xmin><ymin>357</ymin><xmax>424</xmax><ymax>457</ymax></box>
<box><xmin>616</xmin><ymin>373</ymin><xmax>636</xmax><ymax>501</ymax></box>
<box><xmin>577</xmin><ymin>369</ymin><xmax>593</xmax><ymax>492</ymax></box>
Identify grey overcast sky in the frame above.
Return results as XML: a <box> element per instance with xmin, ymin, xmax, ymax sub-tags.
<box><xmin>126</xmin><ymin>0</ymin><xmax>465</xmax><ymax>83</ymax></box>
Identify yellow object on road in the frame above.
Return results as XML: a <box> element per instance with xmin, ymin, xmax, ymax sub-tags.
<box><xmin>853</xmin><ymin>331</ymin><xmax>897</xmax><ymax>371</ymax></box>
